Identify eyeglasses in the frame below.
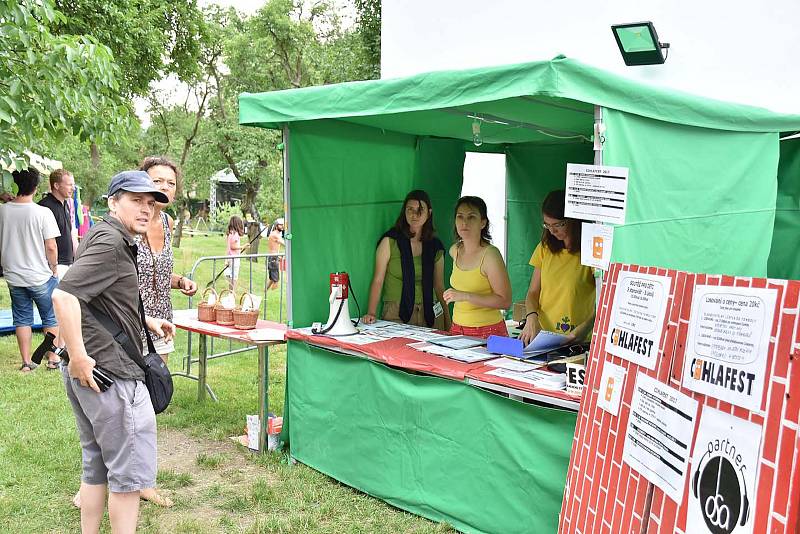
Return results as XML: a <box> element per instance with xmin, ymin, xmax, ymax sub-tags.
<box><xmin>542</xmin><ymin>220</ymin><xmax>567</xmax><ymax>230</ymax></box>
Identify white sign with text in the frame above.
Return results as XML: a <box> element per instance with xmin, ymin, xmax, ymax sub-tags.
<box><xmin>605</xmin><ymin>272</ymin><xmax>672</xmax><ymax>370</ymax></box>
<box><xmin>623</xmin><ymin>372</ymin><xmax>699</xmax><ymax>505</ymax></box>
<box><xmin>565</xmin><ymin>163</ymin><xmax>629</xmax><ymax>224</ymax></box>
<box><xmin>681</xmin><ymin>285</ymin><xmax>777</xmax><ymax>411</ymax></box>
<box><xmin>687</xmin><ymin>407</ymin><xmax>761</xmax><ymax>533</ymax></box>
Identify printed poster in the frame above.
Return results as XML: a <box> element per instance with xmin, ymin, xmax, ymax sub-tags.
<box><xmin>596</xmin><ymin>361</ymin><xmax>627</xmax><ymax>416</ymax></box>
<box><xmin>681</xmin><ymin>285</ymin><xmax>777</xmax><ymax>411</ymax></box>
<box><xmin>605</xmin><ymin>272</ymin><xmax>672</xmax><ymax>370</ymax></box>
<box><xmin>580</xmin><ymin>222</ymin><xmax>614</xmax><ymax>271</ymax></box>
<box><xmin>622</xmin><ymin>372</ymin><xmax>699</xmax><ymax>504</ymax></box>
<box><xmin>565</xmin><ymin>163</ymin><xmax>629</xmax><ymax>225</ymax></box>
<box><xmin>687</xmin><ymin>407</ymin><xmax>761</xmax><ymax>534</ymax></box>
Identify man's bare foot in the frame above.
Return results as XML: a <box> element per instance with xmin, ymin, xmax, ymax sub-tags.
<box><xmin>140</xmin><ymin>487</ymin><xmax>173</xmax><ymax>507</ymax></box>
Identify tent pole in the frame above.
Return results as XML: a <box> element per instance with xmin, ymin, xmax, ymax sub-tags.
<box><xmin>594</xmin><ymin>105</ymin><xmax>605</xmax><ymax>303</ymax></box>
<box><xmin>282</xmin><ymin>124</ymin><xmax>293</xmax><ymax>327</ymax></box>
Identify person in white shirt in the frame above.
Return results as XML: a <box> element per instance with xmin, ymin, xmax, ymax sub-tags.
<box><xmin>0</xmin><ymin>168</ymin><xmax>61</xmax><ymax>371</ymax></box>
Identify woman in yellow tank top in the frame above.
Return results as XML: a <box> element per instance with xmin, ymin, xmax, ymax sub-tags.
<box><xmin>444</xmin><ymin>196</ymin><xmax>511</xmax><ymax>338</ymax></box>
<box><xmin>519</xmin><ymin>190</ymin><xmax>596</xmax><ymax>345</ymax></box>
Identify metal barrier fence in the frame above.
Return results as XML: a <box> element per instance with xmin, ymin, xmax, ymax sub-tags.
<box><xmin>172</xmin><ymin>252</ymin><xmax>286</xmax><ymax>398</ymax></box>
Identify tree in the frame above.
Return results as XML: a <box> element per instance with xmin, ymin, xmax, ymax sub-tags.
<box><xmin>207</xmin><ymin>0</ymin><xmax>381</xmax><ymax>223</ymax></box>
<box><xmin>353</xmin><ymin>0</ymin><xmax>381</xmax><ymax>78</ymax></box>
<box><xmin>0</xmin><ymin>0</ymin><xmax>129</xmax><ymax>186</ymax></box>
<box><xmin>49</xmin><ymin>0</ymin><xmax>207</xmax><ymax>202</ymax></box>
<box><xmin>53</xmin><ymin>0</ymin><xmax>206</xmax><ymax>98</ymax></box>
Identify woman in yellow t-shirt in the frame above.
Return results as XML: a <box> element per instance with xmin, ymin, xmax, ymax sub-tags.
<box><xmin>519</xmin><ymin>190</ymin><xmax>596</xmax><ymax>345</ymax></box>
<box><xmin>444</xmin><ymin>196</ymin><xmax>512</xmax><ymax>338</ymax></box>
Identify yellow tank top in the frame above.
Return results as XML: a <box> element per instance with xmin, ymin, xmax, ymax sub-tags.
<box><xmin>450</xmin><ymin>245</ymin><xmax>504</xmax><ymax>327</ymax></box>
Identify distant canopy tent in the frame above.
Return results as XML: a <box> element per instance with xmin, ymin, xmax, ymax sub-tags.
<box><xmin>240</xmin><ymin>56</ymin><xmax>800</xmax><ymax>325</ymax></box>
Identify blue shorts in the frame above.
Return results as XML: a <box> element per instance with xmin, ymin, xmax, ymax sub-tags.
<box><xmin>8</xmin><ymin>276</ymin><xmax>58</xmax><ymax>328</ymax></box>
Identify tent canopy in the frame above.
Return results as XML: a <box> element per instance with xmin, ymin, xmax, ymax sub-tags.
<box><xmin>241</xmin><ymin>55</ymin><xmax>800</xmax><ymax>137</ymax></box>
<box><xmin>239</xmin><ymin>56</ymin><xmax>800</xmax><ymax>326</ymax></box>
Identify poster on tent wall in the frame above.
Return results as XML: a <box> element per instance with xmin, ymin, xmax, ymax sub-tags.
<box><xmin>686</xmin><ymin>407</ymin><xmax>762</xmax><ymax>534</ymax></box>
<box><xmin>622</xmin><ymin>371</ymin><xmax>699</xmax><ymax>505</ymax></box>
<box><xmin>605</xmin><ymin>271</ymin><xmax>672</xmax><ymax>370</ymax></box>
<box><xmin>580</xmin><ymin>222</ymin><xmax>614</xmax><ymax>270</ymax></box>
<box><xmin>681</xmin><ymin>285</ymin><xmax>777</xmax><ymax>411</ymax></box>
<box><xmin>564</xmin><ymin>163</ymin><xmax>629</xmax><ymax>224</ymax></box>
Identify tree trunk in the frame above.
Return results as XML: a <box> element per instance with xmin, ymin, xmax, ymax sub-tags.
<box><xmin>172</xmin><ymin>197</ymin><xmax>187</xmax><ymax>249</ymax></box>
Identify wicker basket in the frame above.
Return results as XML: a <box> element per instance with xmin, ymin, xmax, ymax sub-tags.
<box><xmin>197</xmin><ymin>287</ymin><xmax>217</xmax><ymax>322</ymax></box>
<box><xmin>233</xmin><ymin>293</ymin><xmax>259</xmax><ymax>330</ymax></box>
<box><xmin>215</xmin><ymin>289</ymin><xmax>236</xmax><ymax>325</ymax></box>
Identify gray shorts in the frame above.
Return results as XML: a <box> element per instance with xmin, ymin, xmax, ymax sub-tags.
<box><xmin>62</xmin><ymin>366</ymin><xmax>157</xmax><ymax>493</ymax></box>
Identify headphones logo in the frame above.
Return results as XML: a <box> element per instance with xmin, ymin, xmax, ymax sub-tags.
<box><xmin>692</xmin><ymin>449</ymin><xmax>750</xmax><ymax>533</ymax></box>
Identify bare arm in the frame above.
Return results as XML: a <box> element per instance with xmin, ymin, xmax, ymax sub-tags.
<box><xmin>567</xmin><ymin>308</ymin><xmax>596</xmax><ymax>343</ymax></box>
<box><xmin>44</xmin><ymin>238</ymin><xmax>58</xmax><ymax>276</ymax></box>
<box><xmin>433</xmin><ymin>255</ymin><xmax>451</xmax><ymax>330</ymax></box>
<box><xmin>519</xmin><ymin>268</ymin><xmax>542</xmax><ymax>345</ymax></box>
<box><xmin>363</xmin><ymin>238</ymin><xmax>391</xmax><ymax>323</ymax></box>
<box><xmin>51</xmin><ymin>289</ymin><xmax>100</xmax><ymax>392</ymax></box>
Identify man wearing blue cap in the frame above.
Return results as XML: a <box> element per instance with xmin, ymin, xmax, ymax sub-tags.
<box><xmin>52</xmin><ymin>171</ymin><xmax>175</xmax><ymax>533</ymax></box>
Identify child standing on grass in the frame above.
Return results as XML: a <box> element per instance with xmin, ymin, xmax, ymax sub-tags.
<box><xmin>225</xmin><ymin>215</ymin><xmax>247</xmax><ymax>290</ymax></box>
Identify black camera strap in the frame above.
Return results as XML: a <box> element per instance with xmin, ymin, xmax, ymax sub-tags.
<box><xmin>87</xmin><ymin>295</ymin><xmax>156</xmax><ymax>371</ymax></box>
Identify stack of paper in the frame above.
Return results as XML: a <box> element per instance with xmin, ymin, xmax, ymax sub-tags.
<box><xmin>408</xmin><ymin>342</ymin><xmax>496</xmax><ymax>363</ymax></box>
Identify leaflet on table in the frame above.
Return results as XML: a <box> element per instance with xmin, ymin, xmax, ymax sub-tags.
<box><xmin>622</xmin><ymin>372</ymin><xmax>699</xmax><ymax>505</ymax></box>
<box><xmin>294</xmin><ymin>326</ymin><xmax>385</xmax><ymax>345</ymax></box>
<box><xmin>605</xmin><ymin>271</ymin><xmax>672</xmax><ymax>370</ymax></box>
<box><xmin>359</xmin><ymin>322</ymin><xmax>445</xmax><ymax>341</ymax></box>
<box><xmin>680</xmin><ymin>285</ymin><xmax>777</xmax><ymax>411</ymax></box>
<box><xmin>485</xmin><ymin>367</ymin><xmax>567</xmax><ymax>390</ymax></box>
<box><xmin>408</xmin><ymin>342</ymin><xmax>496</xmax><ymax>363</ymax></box>
<box><xmin>524</xmin><ymin>330</ymin><xmax>570</xmax><ymax>355</ymax></box>
<box><xmin>485</xmin><ymin>357</ymin><xmax>546</xmax><ymax>372</ymax></box>
<box><xmin>428</xmin><ymin>335</ymin><xmax>486</xmax><ymax>350</ymax></box>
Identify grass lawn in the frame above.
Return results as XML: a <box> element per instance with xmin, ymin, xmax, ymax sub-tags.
<box><xmin>0</xmin><ymin>233</ymin><xmax>454</xmax><ymax>533</ymax></box>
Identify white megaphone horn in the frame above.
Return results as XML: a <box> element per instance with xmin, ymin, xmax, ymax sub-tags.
<box><xmin>312</xmin><ymin>272</ymin><xmax>359</xmax><ymax>336</ymax></box>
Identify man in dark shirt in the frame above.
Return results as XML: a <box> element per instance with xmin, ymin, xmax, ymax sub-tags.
<box><xmin>38</xmin><ymin>168</ymin><xmax>76</xmax><ymax>278</ymax></box>
<box><xmin>52</xmin><ymin>171</ymin><xmax>174</xmax><ymax>534</ymax></box>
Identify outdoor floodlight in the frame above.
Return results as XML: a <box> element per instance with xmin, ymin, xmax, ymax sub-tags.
<box><xmin>611</xmin><ymin>22</ymin><xmax>670</xmax><ymax>66</ymax></box>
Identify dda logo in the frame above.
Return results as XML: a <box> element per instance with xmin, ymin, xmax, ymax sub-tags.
<box><xmin>691</xmin><ymin>444</ymin><xmax>751</xmax><ymax>534</ymax></box>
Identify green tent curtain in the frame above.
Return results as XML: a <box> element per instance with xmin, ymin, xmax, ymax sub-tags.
<box><xmin>505</xmin><ymin>142</ymin><xmax>594</xmax><ymax>303</ymax></box>
<box><xmin>603</xmin><ymin>109</ymin><xmax>779</xmax><ymax>277</ymax></box>
<box><xmin>288</xmin><ymin>341</ymin><xmax>577</xmax><ymax>534</ymax></box>
<box><xmin>768</xmin><ymin>138</ymin><xmax>800</xmax><ymax>279</ymax></box>
<box><xmin>288</xmin><ymin>120</ymin><xmax>464</xmax><ymax>327</ymax></box>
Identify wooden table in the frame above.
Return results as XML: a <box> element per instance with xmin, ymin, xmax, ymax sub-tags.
<box><xmin>172</xmin><ymin>309</ymin><xmax>287</xmax><ymax>452</ymax></box>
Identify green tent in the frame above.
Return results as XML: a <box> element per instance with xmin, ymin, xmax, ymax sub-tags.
<box><xmin>241</xmin><ymin>55</ymin><xmax>800</xmax><ymax>321</ymax></box>
<box><xmin>239</xmin><ymin>56</ymin><xmax>800</xmax><ymax>533</ymax></box>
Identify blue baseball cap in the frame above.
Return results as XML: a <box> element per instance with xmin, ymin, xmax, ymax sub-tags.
<box><xmin>106</xmin><ymin>171</ymin><xmax>169</xmax><ymax>203</ymax></box>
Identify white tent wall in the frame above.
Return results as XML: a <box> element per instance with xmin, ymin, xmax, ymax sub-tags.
<box><xmin>382</xmin><ymin>0</ymin><xmax>800</xmax><ymax>115</ymax></box>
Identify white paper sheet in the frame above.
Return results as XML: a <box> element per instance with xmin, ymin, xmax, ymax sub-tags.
<box><xmin>681</xmin><ymin>285</ymin><xmax>777</xmax><ymax>411</ymax></box>
<box><xmin>524</xmin><ymin>330</ymin><xmax>569</xmax><ymax>355</ymax></box>
<box><xmin>622</xmin><ymin>372</ymin><xmax>699</xmax><ymax>505</ymax></box>
<box><xmin>485</xmin><ymin>358</ymin><xmax>545</xmax><ymax>372</ymax></box>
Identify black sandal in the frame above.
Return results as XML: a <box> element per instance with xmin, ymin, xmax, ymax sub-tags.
<box><xmin>19</xmin><ymin>362</ymin><xmax>38</xmax><ymax>372</ymax></box>
<box><xmin>46</xmin><ymin>360</ymin><xmax>60</xmax><ymax>370</ymax></box>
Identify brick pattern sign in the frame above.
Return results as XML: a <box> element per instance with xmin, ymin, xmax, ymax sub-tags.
<box><xmin>559</xmin><ymin>264</ymin><xmax>800</xmax><ymax>534</ymax></box>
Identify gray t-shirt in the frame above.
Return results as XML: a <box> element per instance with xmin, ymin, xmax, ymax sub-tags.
<box><xmin>59</xmin><ymin>216</ymin><xmax>145</xmax><ymax>381</ymax></box>
<box><xmin>0</xmin><ymin>201</ymin><xmax>60</xmax><ymax>287</ymax></box>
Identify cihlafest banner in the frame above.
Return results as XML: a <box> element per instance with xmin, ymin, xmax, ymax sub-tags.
<box><xmin>559</xmin><ymin>263</ymin><xmax>800</xmax><ymax>534</ymax></box>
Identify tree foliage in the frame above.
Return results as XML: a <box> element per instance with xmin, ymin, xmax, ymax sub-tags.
<box><xmin>0</xmin><ymin>0</ymin><xmax>130</xmax><ymax>183</ymax></box>
<box><xmin>53</xmin><ymin>0</ymin><xmax>207</xmax><ymax>96</ymax></box>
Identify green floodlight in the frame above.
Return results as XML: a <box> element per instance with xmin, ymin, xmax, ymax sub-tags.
<box><xmin>611</xmin><ymin>21</ymin><xmax>670</xmax><ymax>66</ymax></box>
